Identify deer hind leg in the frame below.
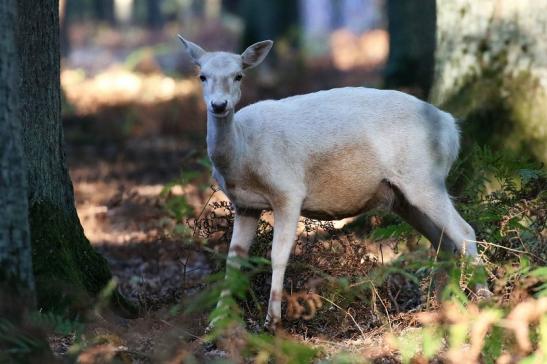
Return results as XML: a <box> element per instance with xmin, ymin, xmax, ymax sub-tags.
<box><xmin>389</xmin><ymin>180</ymin><xmax>491</xmax><ymax>297</ymax></box>
<box><xmin>264</xmin><ymin>199</ymin><xmax>302</xmax><ymax>331</ymax></box>
<box><xmin>390</xmin><ymin>180</ymin><xmax>477</xmax><ymax>258</ymax></box>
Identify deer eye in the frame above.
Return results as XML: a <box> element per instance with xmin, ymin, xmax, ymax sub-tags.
<box><xmin>199</xmin><ymin>75</ymin><xmax>206</xmax><ymax>82</ymax></box>
<box><xmin>234</xmin><ymin>74</ymin><xmax>243</xmax><ymax>81</ymax></box>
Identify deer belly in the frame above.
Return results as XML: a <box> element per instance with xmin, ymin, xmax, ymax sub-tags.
<box><xmin>301</xmin><ymin>189</ymin><xmax>378</xmax><ymax>219</ymax></box>
<box><xmin>302</xmin><ymin>155</ymin><xmax>385</xmax><ymax>219</ymax></box>
<box><xmin>227</xmin><ymin>186</ymin><xmax>271</xmax><ymax>210</ymax></box>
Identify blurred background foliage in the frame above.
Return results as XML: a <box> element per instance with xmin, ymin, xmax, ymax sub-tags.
<box><xmin>60</xmin><ymin>0</ymin><xmax>547</xmax><ymax>163</ymax></box>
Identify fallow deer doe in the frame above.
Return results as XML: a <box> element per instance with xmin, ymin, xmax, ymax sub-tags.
<box><xmin>178</xmin><ymin>36</ymin><xmax>490</xmax><ymax>330</ymax></box>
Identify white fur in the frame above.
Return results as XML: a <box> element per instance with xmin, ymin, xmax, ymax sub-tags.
<box><xmin>179</xmin><ymin>36</ymin><xmax>480</xmax><ymax>329</ymax></box>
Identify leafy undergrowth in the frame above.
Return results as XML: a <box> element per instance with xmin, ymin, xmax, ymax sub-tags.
<box><xmin>151</xmin><ymin>146</ymin><xmax>546</xmax><ymax>363</ymax></box>
<box><xmin>4</xmin><ymin>135</ymin><xmax>544</xmax><ymax>363</ymax></box>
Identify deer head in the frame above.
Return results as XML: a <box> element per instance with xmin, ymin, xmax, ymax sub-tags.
<box><xmin>178</xmin><ymin>35</ymin><xmax>273</xmax><ymax>117</ymax></box>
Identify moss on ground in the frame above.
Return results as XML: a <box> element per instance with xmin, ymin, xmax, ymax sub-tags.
<box><xmin>440</xmin><ymin>71</ymin><xmax>547</xmax><ymax>164</ymax></box>
<box><xmin>29</xmin><ymin>202</ymin><xmax>136</xmax><ymax>316</ymax></box>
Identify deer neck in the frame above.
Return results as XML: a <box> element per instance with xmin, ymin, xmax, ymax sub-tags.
<box><xmin>206</xmin><ymin>110</ymin><xmax>241</xmax><ymax>175</ymax></box>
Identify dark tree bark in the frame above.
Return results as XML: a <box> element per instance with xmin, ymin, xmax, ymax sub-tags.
<box><xmin>1</xmin><ymin>2</ymin><xmax>55</xmax><ymax>362</ymax></box>
<box><xmin>0</xmin><ymin>0</ymin><xmax>34</xmax><ymax>297</ymax></box>
<box><xmin>384</xmin><ymin>0</ymin><xmax>436</xmax><ymax>99</ymax></box>
<box><xmin>15</xmin><ymin>0</ymin><xmax>129</xmax><ymax>313</ymax></box>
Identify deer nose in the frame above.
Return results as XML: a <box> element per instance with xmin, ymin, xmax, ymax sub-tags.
<box><xmin>211</xmin><ymin>100</ymin><xmax>228</xmax><ymax>114</ymax></box>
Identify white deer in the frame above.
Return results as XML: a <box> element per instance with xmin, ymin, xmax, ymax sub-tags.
<box><xmin>178</xmin><ymin>36</ymin><xmax>489</xmax><ymax>330</ymax></box>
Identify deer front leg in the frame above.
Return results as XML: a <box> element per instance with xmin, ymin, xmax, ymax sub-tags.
<box><xmin>265</xmin><ymin>202</ymin><xmax>301</xmax><ymax>331</ymax></box>
<box><xmin>210</xmin><ymin>208</ymin><xmax>260</xmax><ymax>329</ymax></box>
<box><xmin>225</xmin><ymin>208</ymin><xmax>261</xmax><ymax>269</ymax></box>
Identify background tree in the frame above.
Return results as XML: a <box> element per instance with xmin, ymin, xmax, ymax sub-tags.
<box><xmin>95</xmin><ymin>0</ymin><xmax>116</xmax><ymax>24</ymax></box>
<box><xmin>146</xmin><ymin>0</ymin><xmax>164</xmax><ymax>29</ymax></box>
<box><xmin>431</xmin><ymin>0</ymin><xmax>547</xmax><ymax>163</ymax></box>
<box><xmin>238</xmin><ymin>0</ymin><xmax>299</xmax><ymax>51</ymax></box>
<box><xmin>384</xmin><ymin>0</ymin><xmax>436</xmax><ymax>99</ymax></box>
<box><xmin>16</xmin><ymin>0</ymin><xmax>129</xmax><ymax>313</ymax></box>
<box><xmin>133</xmin><ymin>0</ymin><xmax>165</xmax><ymax>30</ymax></box>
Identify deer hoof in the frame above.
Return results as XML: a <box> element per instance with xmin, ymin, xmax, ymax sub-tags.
<box><xmin>263</xmin><ymin>315</ymin><xmax>281</xmax><ymax>333</ymax></box>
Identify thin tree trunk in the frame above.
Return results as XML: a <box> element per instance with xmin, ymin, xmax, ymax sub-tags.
<box><xmin>431</xmin><ymin>0</ymin><xmax>547</xmax><ymax>162</ymax></box>
<box><xmin>15</xmin><ymin>0</ymin><xmax>130</xmax><ymax>314</ymax></box>
<box><xmin>240</xmin><ymin>0</ymin><xmax>298</xmax><ymax>51</ymax></box>
<box><xmin>384</xmin><ymin>0</ymin><xmax>436</xmax><ymax>99</ymax></box>
<box><xmin>146</xmin><ymin>0</ymin><xmax>164</xmax><ymax>29</ymax></box>
<box><xmin>95</xmin><ymin>0</ymin><xmax>116</xmax><ymax>25</ymax></box>
<box><xmin>0</xmin><ymin>0</ymin><xmax>34</xmax><ymax>298</ymax></box>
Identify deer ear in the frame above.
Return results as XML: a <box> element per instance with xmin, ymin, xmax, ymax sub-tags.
<box><xmin>178</xmin><ymin>35</ymin><xmax>206</xmax><ymax>65</ymax></box>
<box><xmin>241</xmin><ymin>40</ymin><xmax>273</xmax><ymax>69</ymax></box>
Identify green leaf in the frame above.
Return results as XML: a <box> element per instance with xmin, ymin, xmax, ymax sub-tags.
<box><xmin>482</xmin><ymin>326</ymin><xmax>503</xmax><ymax>364</ymax></box>
<box><xmin>371</xmin><ymin>222</ymin><xmax>413</xmax><ymax>240</ymax></box>
<box><xmin>422</xmin><ymin>327</ymin><xmax>442</xmax><ymax>359</ymax></box>
<box><xmin>539</xmin><ymin>315</ymin><xmax>547</xmax><ymax>356</ymax></box>
<box><xmin>449</xmin><ymin>322</ymin><xmax>469</xmax><ymax>349</ymax></box>
<box><xmin>395</xmin><ymin>330</ymin><xmax>421</xmax><ymax>364</ymax></box>
<box><xmin>529</xmin><ymin>267</ymin><xmax>547</xmax><ymax>279</ymax></box>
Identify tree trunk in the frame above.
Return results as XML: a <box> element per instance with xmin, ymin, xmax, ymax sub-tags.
<box><xmin>146</xmin><ymin>0</ymin><xmax>164</xmax><ymax>29</ymax></box>
<box><xmin>95</xmin><ymin>0</ymin><xmax>116</xmax><ymax>25</ymax></box>
<box><xmin>0</xmin><ymin>0</ymin><xmax>34</xmax><ymax>298</ymax></box>
<box><xmin>431</xmin><ymin>0</ymin><xmax>547</xmax><ymax>162</ymax></box>
<box><xmin>15</xmin><ymin>0</ymin><xmax>120</xmax><ymax>313</ymax></box>
<box><xmin>239</xmin><ymin>0</ymin><xmax>299</xmax><ymax>51</ymax></box>
<box><xmin>384</xmin><ymin>0</ymin><xmax>436</xmax><ymax>99</ymax></box>
<box><xmin>1</xmin><ymin>2</ymin><xmax>55</xmax><ymax>361</ymax></box>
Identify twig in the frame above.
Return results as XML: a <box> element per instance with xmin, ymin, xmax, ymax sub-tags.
<box><xmin>460</xmin><ymin>237</ymin><xmax>468</xmax><ymax>290</ymax></box>
<box><xmin>317</xmin><ymin>294</ymin><xmax>367</xmax><ymax>340</ymax></box>
<box><xmin>371</xmin><ymin>285</ymin><xmax>392</xmax><ymax>331</ymax></box>
<box><xmin>191</xmin><ymin>185</ymin><xmax>219</xmax><ymax>237</ymax></box>
<box><xmin>426</xmin><ymin>227</ymin><xmax>444</xmax><ymax>309</ymax></box>
<box><xmin>475</xmin><ymin>240</ymin><xmax>531</xmax><ymax>254</ymax></box>
<box><xmin>475</xmin><ymin>240</ymin><xmax>545</xmax><ymax>263</ymax></box>
<box><xmin>387</xmin><ymin>286</ymin><xmax>400</xmax><ymax>313</ymax></box>
<box><xmin>180</xmin><ymin>254</ymin><xmax>189</xmax><ymax>289</ymax></box>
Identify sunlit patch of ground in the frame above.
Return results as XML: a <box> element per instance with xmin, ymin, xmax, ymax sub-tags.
<box><xmin>62</xmin><ymin>67</ymin><xmax>202</xmax><ymax>115</ymax></box>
